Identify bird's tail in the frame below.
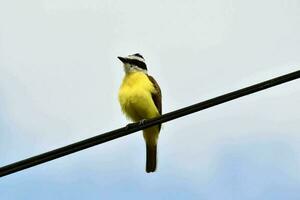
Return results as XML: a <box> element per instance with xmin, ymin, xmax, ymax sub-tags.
<box><xmin>143</xmin><ymin>126</ymin><xmax>159</xmax><ymax>173</ymax></box>
<box><xmin>146</xmin><ymin>144</ymin><xmax>157</xmax><ymax>173</ymax></box>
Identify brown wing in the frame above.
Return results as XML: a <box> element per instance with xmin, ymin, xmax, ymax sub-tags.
<box><xmin>147</xmin><ymin>75</ymin><xmax>162</xmax><ymax>115</ymax></box>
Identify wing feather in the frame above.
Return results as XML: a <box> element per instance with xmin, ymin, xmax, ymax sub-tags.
<box><xmin>147</xmin><ymin>75</ymin><xmax>162</xmax><ymax>131</ymax></box>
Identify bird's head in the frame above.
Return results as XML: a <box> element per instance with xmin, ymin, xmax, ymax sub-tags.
<box><xmin>118</xmin><ymin>53</ymin><xmax>147</xmax><ymax>73</ymax></box>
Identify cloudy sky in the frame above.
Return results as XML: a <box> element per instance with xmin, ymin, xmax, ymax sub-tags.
<box><xmin>1</xmin><ymin>0</ymin><xmax>300</xmax><ymax>199</ymax></box>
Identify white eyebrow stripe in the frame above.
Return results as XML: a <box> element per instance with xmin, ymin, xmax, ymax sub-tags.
<box><xmin>127</xmin><ymin>55</ymin><xmax>145</xmax><ymax>62</ymax></box>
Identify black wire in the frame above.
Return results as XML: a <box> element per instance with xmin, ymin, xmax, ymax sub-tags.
<box><xmin>1</xmin><ymin>70</ymin><xmax>300</xmax><ymax>177</ymax></box>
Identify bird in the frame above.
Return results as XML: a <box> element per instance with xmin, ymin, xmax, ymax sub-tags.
<box><xmin>118</xmin><ymin>53</ymin><xmax>162</xmax><ymax>173</ymax></box>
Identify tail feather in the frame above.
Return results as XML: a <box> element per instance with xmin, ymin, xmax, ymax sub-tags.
<box><xmin>146</xmin><ymin>144</ymin><xmax>157</xmax><ymax>173</ymax></box>
<box><xmin>143</xmin><ymin>126</ymin><xmax>159</xmax><ymax>173</ymax></box>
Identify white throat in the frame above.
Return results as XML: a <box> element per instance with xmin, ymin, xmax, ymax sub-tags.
<box><xmin>124</xmin><ymin>64</ymin><xmax>147</xmax><ymax>74</ymax></box>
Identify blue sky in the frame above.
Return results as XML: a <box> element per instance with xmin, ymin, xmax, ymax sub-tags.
<box><xmin>1</xmin><ymin>0</ymin><xmax>300</xmax><ymax>199</ymax></box>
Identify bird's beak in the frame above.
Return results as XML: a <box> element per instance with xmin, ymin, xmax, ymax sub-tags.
<box><xmin>118</xmin><ymin>56</ymin><xmax>127</xmax><ymax>63</ymax></box>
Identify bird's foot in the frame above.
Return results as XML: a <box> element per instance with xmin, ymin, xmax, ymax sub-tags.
<box><xmin>125</xmin><ymin>122</ymin><xmax>136</xmax><ymax>130</ymax></box>
<box><xmin>125</xmin><ymin>119</ymin><xmax>147</xmax><ymax>130</ymax></box>
<box><xmin>138</xmin><ymin>119</ymin><xmax>147</xmax><ymax>126</ymax></box>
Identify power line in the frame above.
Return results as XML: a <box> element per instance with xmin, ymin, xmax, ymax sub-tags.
<box><xmin>1</xmin><ymin>70</ymin><xmax>299</xmax><ymax>178</ymax></box>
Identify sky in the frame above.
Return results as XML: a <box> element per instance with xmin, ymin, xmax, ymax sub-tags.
<box><xmin>0</xmin><ymin>0</ymin><xmax>300</xmax><ymax>199</ymax></box>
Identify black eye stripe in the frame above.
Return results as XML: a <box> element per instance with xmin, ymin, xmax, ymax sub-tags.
<box><xmin>126</xmin><ymin>58</ymin><xmax>147</xmax><ymax>70</ymax></box>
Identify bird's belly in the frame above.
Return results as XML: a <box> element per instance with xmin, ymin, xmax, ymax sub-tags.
<box><xmin>119</xmin><ymin>88</ymin><xmax>158</xmax><ymax>122</ymax></box>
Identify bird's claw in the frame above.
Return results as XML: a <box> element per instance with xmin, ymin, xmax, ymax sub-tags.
<box><xmin>138</xmin><ymin>119</ymin><xmax>146</xmax><ymax>126</ymax></box>
<box><xmin>126</xmin><ymin>122</ymin><xmax>136</xmax><ymax>130</ymax></box>
<box><xmin>125</xmin><ymin>119</ymin><xmax>147</xmax><ymax>130</ymax></box>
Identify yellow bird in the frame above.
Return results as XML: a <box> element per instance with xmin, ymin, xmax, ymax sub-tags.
<box><xmin>118</xmin><ymin>53</ymin><xmax>162</xmax><ymax>173</ymax></box>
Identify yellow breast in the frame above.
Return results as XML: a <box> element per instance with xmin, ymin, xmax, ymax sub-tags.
<box><xmin>118</xmin><ymin>72</ymin><xmax>159</xmax><ymax>122</ymax></box>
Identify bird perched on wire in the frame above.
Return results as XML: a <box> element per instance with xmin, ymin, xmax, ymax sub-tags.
<box><xmin>118</xmin><ymin>53</ymin><xmax>162</xmax><ymax>173</ymax></box>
